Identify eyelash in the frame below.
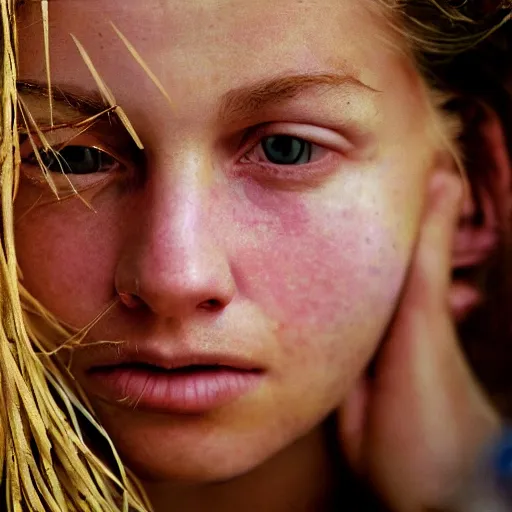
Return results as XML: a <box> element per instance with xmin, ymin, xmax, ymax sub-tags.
<box><xmin>235</xmin><ymin>123</ymin><xmax>345</xmax><ymax>182</ymax></box>
<box><xmin>20</xmin><ymin>123</ymin><xmax>342</xmax><ymax>189</ymax></box>
<box><xmin>19</xmin><ymin>130</ymin><xmax>140</xmax><ymax>192</ymax></box>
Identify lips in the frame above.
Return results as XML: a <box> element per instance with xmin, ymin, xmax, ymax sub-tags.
<box><xmin>86</xmin><ymin>352</ymin><xmax>264</xmax><ymax>414</ymax></box>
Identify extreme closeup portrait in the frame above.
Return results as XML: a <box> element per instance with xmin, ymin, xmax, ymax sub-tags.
<box><xmin>0</xmin><ymin>0</ymin><xmax>511</xmax><ymax>511</ymax></box>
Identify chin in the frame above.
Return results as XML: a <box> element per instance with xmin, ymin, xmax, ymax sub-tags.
<box><xmin>93</xmin><ymin>403</ymin><xmax>293</xmax><ymax>484</ymax></box>
<box><xmin>117</xmin><ymin>433</ymin><xmax>279</xmax><ymax>484</ymax></box>
<box><xmin>125</xmin><ymin>452</ymin><xmax>261</xmax><ymax>484</ymax></box>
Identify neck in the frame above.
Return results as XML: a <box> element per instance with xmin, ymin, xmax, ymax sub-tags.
<box><xmin>142</xmin><ymin>418</ymin><xmax>345</xmax><ymax>512</ymax></box>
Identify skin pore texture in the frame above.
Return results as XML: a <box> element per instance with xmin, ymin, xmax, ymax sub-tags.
<box><xmin>14</xmin><ymin>0</ymin><xmax>450</xmax><ymax>510</ymax></box>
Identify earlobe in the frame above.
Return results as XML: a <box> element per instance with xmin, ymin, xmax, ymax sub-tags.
<box><xmin>449</xmin><ymin>100</ymin><xmax>512</xmax><ymax>321</ymax></box>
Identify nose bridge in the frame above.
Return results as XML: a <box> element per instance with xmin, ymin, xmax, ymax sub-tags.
<box><xmin>150</xmin><ymin>167</ymin><xmax>208</xmax><ymax>269</ymax></box>
<box><xmin>117</xmin><ymin>153</ymin><xmax>234</xmax><ymax>318</ymax></box>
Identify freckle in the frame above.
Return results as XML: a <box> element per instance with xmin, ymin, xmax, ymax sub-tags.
<box><xmin>365</xmin><ymin>236</ymin><xmax>371</xmax><ymax>245</ymax></box>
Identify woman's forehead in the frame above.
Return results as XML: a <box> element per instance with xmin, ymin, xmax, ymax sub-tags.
<box><xmin>17</xmin><ymin>0</ymin><xmax>404</xmax><ymax>104</ymax></box>
<box><xmin>17</xmin><ymin>0</ymin><xmax>430</xmax><ymax>144</ymax></box>
<box><xmin>18</xmin><ymin>0</ymin><xmax>390</xmax><ymax>76</ymax></box>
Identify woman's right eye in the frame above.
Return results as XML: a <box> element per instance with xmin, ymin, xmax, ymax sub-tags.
<box><xmin>260</xmin><ymin>136</ymin><xmax>312</xmax><ymax>165</ymax></box>
<box><xmin>24</xmin><ymin>146</ymin><xmax>120</xmax><ymax>175</ymax></box>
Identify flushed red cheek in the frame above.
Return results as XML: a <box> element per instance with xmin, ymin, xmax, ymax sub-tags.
<box><xmin>239</xmin><ymin>181</ymin><xmax>312</xmax><ymax>236</ymax></box>
<box><xmin>230</xmin><ymin>204</ymin><xmax>409</xmax><ymax>406</ymax></box>
<box><xmin>231</xmin><ymin>194</ymin><xmax>408</xmax><ymax>330</ymax></box>
<box><xmin>14</xmin><ymin>196</ymin><xmax>126</xmax><ymax>326</ymax></box>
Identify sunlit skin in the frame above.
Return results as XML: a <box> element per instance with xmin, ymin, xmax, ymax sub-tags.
<box><xmin>14</xmin><ymin>0</ymin><xmax>448</xmax><ymax>509</ymax></box>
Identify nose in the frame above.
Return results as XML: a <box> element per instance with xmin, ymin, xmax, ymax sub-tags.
<box><xmin>115</xmin><ymin>162</ymin><xmax>235</xmax><ymax>319</ymax></box>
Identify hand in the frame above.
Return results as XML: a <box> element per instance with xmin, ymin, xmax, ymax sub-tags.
<box><xmin>339</xmin><ymin>171</ymin><xmax>501</xmax><ymax>512</ymax></box>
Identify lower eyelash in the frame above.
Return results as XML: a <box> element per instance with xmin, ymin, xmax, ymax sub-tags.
<box><xmin>235</xmin><ymin>154</ymin><xmax>338</xmax><ymax>186</ymax></box>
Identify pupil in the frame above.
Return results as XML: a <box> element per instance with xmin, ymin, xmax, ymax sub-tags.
<box><xmin>60</xmin><ymin>147</ymin><xmax>99</xmax><ymax>174</ymax></box>
<box><xmin>35</xmin><ymin>149</ymin><xmax>55</xmax><ymax>169</ymax></box>
<box><xmin>33</xmin><ymin>146</ymin><xmax>114</xmax><ymax>174</ymax></box>
<box><xmin>262</xmin><ymin>136</ymin><xmax>309</xmax><ymax>165</ymax></box>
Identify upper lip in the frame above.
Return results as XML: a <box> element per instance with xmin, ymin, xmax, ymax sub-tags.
<box><xmin>86</xmin><ymin>347</ymin><xmax>262</xmax><ymax>373</ymax></box>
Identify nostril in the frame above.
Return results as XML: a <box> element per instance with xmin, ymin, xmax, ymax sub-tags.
<box><xmin>118</xmin><ymin>292</ymin><xmax>145</xmax><ymax>309</ymax></box>
<box><xmin>198</xmin><ymin>299</ymin><xmax>224</xmax><ymax>312</ymax></box>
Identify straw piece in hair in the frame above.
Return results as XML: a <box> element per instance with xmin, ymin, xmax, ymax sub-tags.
<box><xmin>41</xmin><ymin>0</ymin><xmax>52</xmax><ymax>127</ymax></box>
<box><xmin>110</xmin><ymin>22</ymin><xmax>175</xmax><ymax>110</ymax></box>
<box><xmin>0</xmin><ymin>0</ymin><xmax>153</xmax><ymax>509</ymax></box>
<box><xmin>71</xmin><ymin>34</ymin><xmax>144</xmax><ymax>149</ymax></box>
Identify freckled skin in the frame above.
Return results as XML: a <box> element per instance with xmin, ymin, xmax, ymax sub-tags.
<box><xmin>15</xmin><ymin>0</ymin><xmax>439</xmax><ymax>497</ymax></box>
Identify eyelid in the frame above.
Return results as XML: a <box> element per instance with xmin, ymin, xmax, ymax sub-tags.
<box><xmin>20</xmin><ymin>129</ymin><xmax>136</xmax><ymax>171</ymax></box>
<box><xmin>240</xmin><ymin>122</ymin><xmax>354</xmax><ymax>156</ymax></box>
<box><xmin>231</xmin><ymin>123</ymin><xmax>348</xmax><ymax>190</ymax></box>
<box><xmin>20</xmin><ymin>141</ymin><xmax>131</xmax><ymax>195</ymax></box>
<box><xmin>56</xmin><ymin>144</ymin><xmax>121</xmax><ymax>167</ymax></box>
<box><xmin>17</xmin><ymin>105</ymin><xmax>117</xmax><ymax>136</ymax></box>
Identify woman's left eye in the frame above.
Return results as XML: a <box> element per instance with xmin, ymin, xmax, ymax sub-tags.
<box><xmin>259</xmin><ymin>136</ymin><xmax>312</xmax><ymax>165</ymax></box>
<box><xmin>24</xmin><ymin>145</ymin><xmax>119</xmax><ymax>175</ymax></box>
<box><xmin>243</xmin><ymin>134</ymin><xmax>322</xmax><ymax>167</ymax></box>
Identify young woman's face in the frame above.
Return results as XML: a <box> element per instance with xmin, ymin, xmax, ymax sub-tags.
<box><xmin>15</xmin><ymin>0</ymin><xmax>440</xmax><ymax>481</ymax></box>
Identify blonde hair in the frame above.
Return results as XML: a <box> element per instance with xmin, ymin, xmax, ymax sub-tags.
<box><xmin>0</xmin><ymin>1</ymin><xmax>510</xmax><ymax>510</ymax></box>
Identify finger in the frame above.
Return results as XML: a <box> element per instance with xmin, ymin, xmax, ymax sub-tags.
<box><xmin>338</xmin><ymin>376</ymin><xmax>370</xmax><ymax>472</ymax></box>
<box><xmin>379</xmin><ymin>169</ymin><xmax>464</xmax><ymax>382</ymax></box>
<box><xmin>338</xmin><ymin>171</ymin><xmax>464</xmax><ymax>471</ymax></box>
<box><xmin>402</xmin><ymin>170</ymin><xmax>463</xmax><ymax>313</ymax></box>
<box><xmin>364</xmin><ymin>172</ymin><xmax>496</xmax><ymax>511</ymax></box>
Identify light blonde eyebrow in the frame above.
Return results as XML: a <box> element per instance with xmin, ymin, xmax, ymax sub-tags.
<box><xmin>17</xmin><ymin>79</ymin><xmax>143</xmax><ymax>148</ymax></box>
<box><xmin>218</xmin><ymin>72</ymin><xmax>379</xmax><ymax>121</ymax></box>
<box><xmin>18</xmin><ymin>72</ymin><xmax>378</xmax><ymax>126</ymax></box>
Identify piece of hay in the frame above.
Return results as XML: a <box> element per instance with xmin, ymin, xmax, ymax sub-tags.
<box><xmin>0</xmin><ymin>0</ymin><xmax>151</xmax><ymax>509</ymax></box>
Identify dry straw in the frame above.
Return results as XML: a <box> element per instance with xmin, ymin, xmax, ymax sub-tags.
<box><xmin>0</xmin><ymin>0</ymin><xmax>151</xmax><ymax>510</ymax></box>
<box><xmin>0</xmin><ymin>0</ymin><xmax>510</xmax><ymax>511</ymax></box>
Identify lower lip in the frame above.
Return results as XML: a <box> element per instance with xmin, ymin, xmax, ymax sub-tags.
<box><xmin>88</xmin><ymin>366</ymin><xmax>262</xmax><ymax>414</ymax></box>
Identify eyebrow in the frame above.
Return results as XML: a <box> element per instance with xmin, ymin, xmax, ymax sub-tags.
<box><xmin>17</xmin><ymin>71</ymin><xmax>377</xmax><ymax>125</ymax></box>
<box><xmin>17</xmin><ymin>80</ymin><xmax>107</xmax><ymax>121</ymax></box>
<box><xmin>218</xmin><ymin>72</ymin><xmax>378</xmax><ymax>121</ymax></box>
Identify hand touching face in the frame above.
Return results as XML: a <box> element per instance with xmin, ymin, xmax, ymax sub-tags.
<box><xmin>15</xmin><ymin>0</ymin><xmax>447</xmax><ymax>482</ymax></box>
<box><xmin>340</xmin><ymin>170</ymin><xmax>501</xmax><ymax>512</ymax></box>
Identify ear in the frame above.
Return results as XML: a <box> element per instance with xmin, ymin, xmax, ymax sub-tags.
<box><xmin>449</xmin><ymin>100</ymin><xmax>512</xmax><ymax>321</ymax></box>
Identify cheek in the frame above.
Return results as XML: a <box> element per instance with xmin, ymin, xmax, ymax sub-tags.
<box><xmin>232</xmin><ymin>184</ymin><xmax>411</xmax><ymax>330</ymax></box>
<box><xmin>226</xmin><ymin>192</ymin><xmax>414</xmax><ymax>420</ymax></box>
<box><xmin>14</xmin><ymin>187</ymin><xmax>124</xmax><ymax>325</ymax></box>
<box><xmin>247</xmin><ymin>228</ymin><xmax>403</xmax><ymax>326</ymax></box>
<box><xmin>229</xmin><ymin>185</ymin><xmax>415</xmax><ymax>405</ymax></box>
